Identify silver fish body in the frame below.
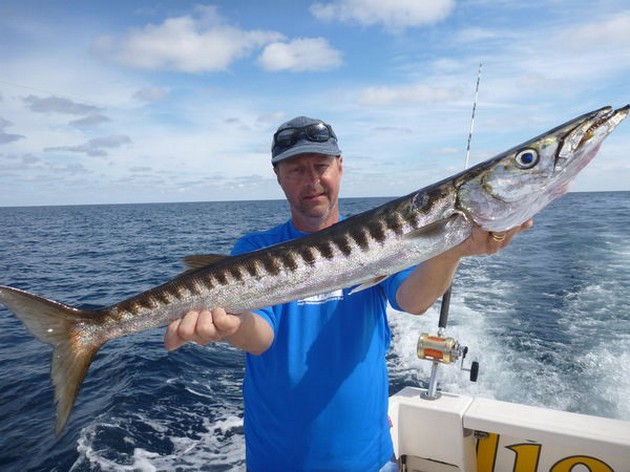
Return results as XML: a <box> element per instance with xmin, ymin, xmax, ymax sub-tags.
<box><xmin>0</xmin><ymin>105</ymin><xmax>627</xmax><ymax>436</ymax></box>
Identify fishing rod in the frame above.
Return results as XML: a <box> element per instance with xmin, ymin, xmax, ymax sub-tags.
<box><xmin>438</xmin><ymin>63</ymin><xmax>482</xmax><ymax>332</ymax></box>
<box><xmin>420</xmin><ymin>64</ymin><xmax>482</xmax><ymax>399</ymax></box>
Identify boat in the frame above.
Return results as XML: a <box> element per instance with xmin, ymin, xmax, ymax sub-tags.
<box><xmin>388</xmin><ymin>322</ymin><xmax>630</xmax><ymax>471</ymax></box>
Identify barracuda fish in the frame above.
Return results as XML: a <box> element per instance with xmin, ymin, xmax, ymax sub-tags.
<box><xmin>0</xmin><ymin>105</ymin><xmax>628</xmax><ymax>436</ymax></box>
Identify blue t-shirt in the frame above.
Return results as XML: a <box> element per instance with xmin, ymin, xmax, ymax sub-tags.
<box><xmin>231</xmin><ymin>219</ymin><xmax>414</xmax><ymax>472</ymax></box>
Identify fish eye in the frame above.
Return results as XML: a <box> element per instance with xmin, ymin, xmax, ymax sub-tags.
<box><xmin>514</xmin><ymin>149</ymin><xmax>539</xmax><ymax>169</ymax></box>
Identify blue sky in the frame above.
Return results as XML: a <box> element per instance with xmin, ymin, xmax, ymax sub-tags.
<box><xmin>1</xmin><ymin>0</ymin><xmax>629</xmax><ymax>206</ymax></box>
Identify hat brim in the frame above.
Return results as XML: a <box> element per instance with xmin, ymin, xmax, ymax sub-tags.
<box><xmin>271</xmin><ymin>141</ymin><xmax>341</xmax><ymax>165</ymax></box>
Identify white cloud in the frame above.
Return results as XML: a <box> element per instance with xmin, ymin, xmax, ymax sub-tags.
<box><xmin>69</xmin><ymin>114</ymin><xmax>112</xmax><ymax>128</ymax></box>
<box><xmin>44</xmin><ymin>135</ymin><xmax>132</xmax><ymax>157</ymax></box>
<box><xmin>93</xmin><ymin>6</ymin><xmax>284</xmax><ymax>73</ymax></box>
<box><xmin>133</xmin><ymin>86</ymin><xmax>169</xmax><ymax>103</ymax></box>
<box><xmin>23</xmin><ymin>95</ymin><xmax>103</xmax><ymax>115</ymax></box>
<box><xmin>358</xmin><ymin>83</ymin><xmax>462</xmax><ymax>106</ymax></box>
<box><xmin>557</xmin><ymin>10</ymin><xmax>630</xmax><ymax>49</ymax></box>
<box><xmin>258</xmin><ymin>38</ymin><xmax>343</xmax><ymax>72</ymax></box>
<box><xmin>505</xmin><ymin>13</ymin><xmax>629</xmax><ymax>98</ymax></box>
<box><xmin>0</xmin><ymin>117</ymin><xmax>25</xmax><ymax>144</ymax></box>
<box><xmin>310</xmin><ymin>0</ymin><xmax>455</xmax><ymax>32</ymax></box>
<box><xmin>455</xmin><ymin>27</ymin><xmax>502</xmax><ymax>43</ymax></box>
<box><xmin>0</xmin><ymin>153</ymin><xmax>41</xmax><ymax>170</ymax></box>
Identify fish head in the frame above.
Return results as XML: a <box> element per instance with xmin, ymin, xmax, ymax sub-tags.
<box><xmin>457</xmin><ymin>105</ymin><xmax>629</xmax><ymax>231</ymax></box>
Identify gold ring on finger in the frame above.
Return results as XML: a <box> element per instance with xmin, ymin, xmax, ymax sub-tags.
<box><xmin>490</xmin><ymin>232</ymin><xmax>506</xmax><ymax>242</ymax></box>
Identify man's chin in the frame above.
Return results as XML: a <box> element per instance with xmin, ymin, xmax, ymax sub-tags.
<box><xmin>299</xmin><ymin>200</ymin><xmax>333</xmax><ymax>217</ymax></box>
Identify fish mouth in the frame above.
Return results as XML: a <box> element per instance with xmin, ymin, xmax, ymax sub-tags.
<box><xmin>555</xmin><ymin>105</ymin><xmax>630</xmax><ymax>172</ymax></box>
<box><xmin>581</xmin><ymin>109</ymin><xmax>618</xmax><ymax>144</ymax></box>
<box><xmin>582</xmin><ymin>104</ymin><xmax>630</xmax><ymax>142</ymax></box>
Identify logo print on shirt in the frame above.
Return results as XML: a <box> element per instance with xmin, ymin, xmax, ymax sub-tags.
<box><xmin>297</xmin><ymin>289</ymin><xmax>344</xmax><ymax>305</ymax></box>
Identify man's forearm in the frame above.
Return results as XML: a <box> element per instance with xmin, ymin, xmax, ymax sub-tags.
<box><xmin>226</xmin><ymin>311</ymin><xmax>274</xmax><ymax>355</ymax></box>
<box><xmin>396</xmin><ymin>250</ymin><xmax>461</xmax><ymax>315</ymax></box>
<box><xmin>394</xmin><ymin>221</ymin><xmax>533</xmax><ymax>315</ymax></box>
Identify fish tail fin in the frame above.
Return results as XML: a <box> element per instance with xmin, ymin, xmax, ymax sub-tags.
<box><xmin>0</xmin><ymin>285</ymin><xmax>103</xmax><ymax>437</ymax></box>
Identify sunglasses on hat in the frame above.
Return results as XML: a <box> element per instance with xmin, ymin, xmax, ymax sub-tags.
<box><xmin>272</xmin><ymin>122</ymin><xmax>335</xmax><ymax>151</ymax></box>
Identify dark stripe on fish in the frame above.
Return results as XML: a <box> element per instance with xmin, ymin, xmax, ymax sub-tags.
<box><xmin>299</xmin><ymin>247</ymin><xmax>317</xmax><ymax>265</ymax></box>
<box><xmin>315</xmin><ymin>241</ymin><xmax>334</xmax><ymax>260</ymax></box>
<box><xmin>280</xmin><ymin>252</ymin><xmax>299</xmax><ymax>271</ymax></box>
<box><xmin>332</xmin><ymin>235</ymin><xmax>352</xmax><ymax>256</ymax></box>
<box><xmin>350</xmin><ymin>227</ymin><xmax>369</xmax><ymax>250</ymax></box>
<box><xmin>261</xmin><ymin>255</ymin><xmax>281</xmax><ymax>275</ymax></box>
<box><xmin>367</xmin><ymin>221</ymin><xmax>386</xmax><ymax>244</ymax></box>
<box><xmin>386</xmin><ymin>214</ymin><xmax>404</xmax><ymax>235</ymax></box>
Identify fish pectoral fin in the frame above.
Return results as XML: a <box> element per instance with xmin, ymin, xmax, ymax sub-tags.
<box><xmin>403</xmin><ymin>214</ymin><xmax>459</xmax><ymax>241</ymax></box>
<box><xmin>349</xmin><ymin>275</ymin><xmax>390</xmax><ymax>295</ymax></box>
<box><xmin>182</xmin><ymin>254</ymin><xmax>229</xmax><ymax>272</ymax></box>
<box><xmin>348</xmin><ymin>217</ymin><xmax>460</xmax><ymax>296</ymax></box>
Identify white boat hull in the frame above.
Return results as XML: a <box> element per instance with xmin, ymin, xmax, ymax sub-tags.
<box><xmin>389</xmin><ymin>387</ymin><xmax>630</xmax><ymax>471</ymax></box>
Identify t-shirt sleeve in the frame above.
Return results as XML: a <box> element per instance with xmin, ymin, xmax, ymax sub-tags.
<box><xmin>231</xmin><ymin>234</ymin><xmax>260</xmax><ymax>256</ymax></box>
<box><xmin>382</xmin><ymin>264</ymin><xmax>417</xmax><ymax>312</ymax></box>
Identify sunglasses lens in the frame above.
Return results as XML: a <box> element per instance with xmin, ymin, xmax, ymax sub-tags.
<box><xmin>304</xmin><ymin>123</ymin><xmax>331</xmax><ymax>142</ymax></box>
<box><xmin>275</xmin><ymin>129</ymin><xmax>296</xmax><ymax>148</ymax></box>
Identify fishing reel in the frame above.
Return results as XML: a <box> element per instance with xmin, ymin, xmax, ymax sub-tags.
<box><xmin>417</xmin><ymin>332</ymin><xmax>479</xmax><ymax>400</ymax></box>
<box><xmin>417</xmin><ymin>289</ymin><xmax>479</xmax><ymax>400</ymax></box>
<box><xmin>417</xmin><ymin>333</ymin><xmax>479</xmax><ymax>377</ymax></box>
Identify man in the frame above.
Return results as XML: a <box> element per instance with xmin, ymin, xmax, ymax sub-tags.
<box><xmin>164</xmin><ymin>116</ymin><xmax>531</xmax><ymax>471</ymax></box>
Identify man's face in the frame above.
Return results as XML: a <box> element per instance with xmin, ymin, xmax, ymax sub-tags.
<box><xmin>274</xmin><ymin>153</ymin><xmax>343</xmax><ymax>229</ymax></box>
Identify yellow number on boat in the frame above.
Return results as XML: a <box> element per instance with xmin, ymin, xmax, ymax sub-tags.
<box><xmin>476</xmin><ymin>433</ymin><xmax>614</xmax><ymax>472</ymax></box>
<box><xmin>550</xmin><ymin>456</ymin><xmax>613</xmax><ymax>472</ymax></box>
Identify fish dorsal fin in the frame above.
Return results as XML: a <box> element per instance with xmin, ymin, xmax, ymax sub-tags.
<box><xmin>182</xmin><ymin>254</ymin><xmax>228</xmax><ymax>272</ymax></box>
<box><xmin>349</xmin><ymin>275</ymin><xmax>390</xmax><ymax>295</ymax></box>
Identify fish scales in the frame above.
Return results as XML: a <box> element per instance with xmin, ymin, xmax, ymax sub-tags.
<box><xmin>0</xmin><ymin>104</ymin><xmax>627</xmax><ymax>436</ymax></box>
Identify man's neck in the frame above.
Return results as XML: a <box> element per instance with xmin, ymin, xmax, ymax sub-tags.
<box><xmin>291</xmin><ymin>210</ymin><xmax>340</xmax><ymax>233</ymax></box>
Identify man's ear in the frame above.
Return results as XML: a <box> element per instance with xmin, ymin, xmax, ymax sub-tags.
<box><xmin>273</xmin><ymin>164</ymin><xmax>281</xmax><ymax>184</ymax></box>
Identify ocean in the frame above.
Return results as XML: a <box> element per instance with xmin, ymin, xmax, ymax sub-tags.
<box><xmin>0</xmin><ymin>192</ymin><xmax>629</xmax><ymax>471</ymax></box>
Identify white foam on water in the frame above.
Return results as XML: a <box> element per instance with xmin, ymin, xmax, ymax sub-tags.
<box><xmin>389</xmin><ymin>263</ymin><xmax>630</xmax><ymax>421</ymax></box>
<box><xmin>555</xmin><ymin>280</ymin><xmax>630</xmax><ymax>420</ymax></box>
<box><xmin>71</xmin><ymin>407</ymin><xmax>245</xmax><ymax>471</ymax></box>
<box><xmin>389</xmin><ymin>298</ymin><xmax>514</xmax><ymax>402</ymax></box>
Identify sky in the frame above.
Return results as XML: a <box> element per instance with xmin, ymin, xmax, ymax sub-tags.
<box><xmin>1</xmin><ymin>0</ymin><xmax>629</xmax><ymax>207</ymax></box>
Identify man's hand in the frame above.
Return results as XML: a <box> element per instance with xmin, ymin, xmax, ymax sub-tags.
<box><xmin>453</xmin><ymin>219</ymin><xmax>534</xmax><ymax>258</ymax></box>
<box><xmin>164</xmin><ymin>307</ymin><xmax>242</xmax><ymax>351</ymax></box>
